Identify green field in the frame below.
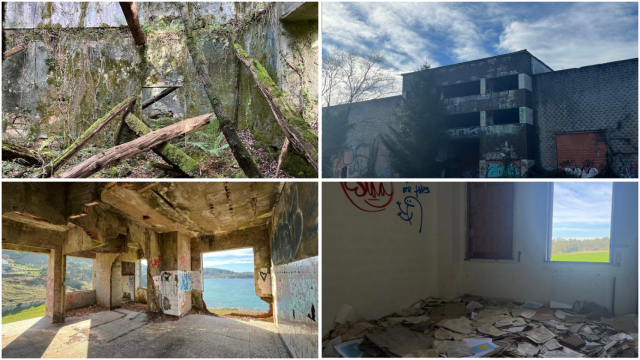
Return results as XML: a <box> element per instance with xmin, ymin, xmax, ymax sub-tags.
<box><xmin>2</xmin><ymin>304</ymin><xmax>46</xmax><ymax>324</ymax></box>
<box><xmin>551</xmin><ymin>251</ymin><xmax>610</xmax><ymax>263</ymax></box>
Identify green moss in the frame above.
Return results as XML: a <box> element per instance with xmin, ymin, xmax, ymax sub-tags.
<box><xmin>41</xmin><ymin>2</ymin><xmax>54</xmax><ymax>21</ymax></box>
<box><xmin>104</xmin><ymin>167</ymin><xmax>119</xmax><ymax>177</ymax></box>
<box><xmin>281</xmin><ymin>148</ymin><xmax>317</xmax><ymax>178</ymax></box>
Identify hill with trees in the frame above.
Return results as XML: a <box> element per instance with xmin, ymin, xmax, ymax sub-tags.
<box><xmin>551</xmin><ymin>237</ymin><xmax>610</xmax><ymax>254</ymax></box>
<box><xmin>203</xmin><ymin>268</ymin><xmax>252</xmax><ymax>279</ymax></box>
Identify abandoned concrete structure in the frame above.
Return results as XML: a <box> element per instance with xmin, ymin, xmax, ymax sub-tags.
<box><xmin>2</xmin><ymin>181</ymin><xmax>318</xmax><ymax>358</ymax></box>
<box><xmin>323</xmin><ymin>182</ymin><xmax>638</xmax><ymax>357</ymax></box>
<box><xmin>2</xmin><ymin>2</ymin><xmax>318</xmax><ymax>178</ymax></box>
<box><xmin>326</xmin><ymin>50</ymin><xmax>638</xmax><ymax>178</ymax></box>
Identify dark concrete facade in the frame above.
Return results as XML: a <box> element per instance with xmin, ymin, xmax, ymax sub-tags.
<box><xmin>326</xmin><ymin>50</ymin><xmax>638</xmax><ymax>178</ymax></box>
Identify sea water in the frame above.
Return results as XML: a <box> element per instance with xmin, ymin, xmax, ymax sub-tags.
<box><xmin>202</xmin><ymin>278</ymin><xmax>269</xmax><ymax>311</ymax></box>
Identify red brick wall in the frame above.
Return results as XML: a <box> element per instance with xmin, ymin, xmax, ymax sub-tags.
<box><xmin>467</xmin><ymin>183</ymin><xmax>515</xmax><ymax>259</ymax></box>
<box><xmin>556</xmin><ymin>131</ymin><xmax>607</xmax><ymax>171</ymax></box>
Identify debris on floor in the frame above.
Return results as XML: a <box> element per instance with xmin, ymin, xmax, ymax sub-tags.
<box><xmin>322</xmin><ymin>296</ymin><xmax>638</xmax><ymax>358</ymax></box>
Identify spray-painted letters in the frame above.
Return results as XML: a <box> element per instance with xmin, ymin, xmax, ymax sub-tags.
<box><xmin>341</xmin><ymin>182</ymin><xmax>394</xmax><ymax>212</ymax></box>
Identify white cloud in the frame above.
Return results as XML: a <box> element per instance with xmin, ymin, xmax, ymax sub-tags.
<box><xmin>497</xmin><ymin>3</ymin><xmax>638</xmax><ymax>69</ymax></box>
<box><xmin>553</xmin><ymin>183</ymin><xmax>613</xmax><ymax>225</ymax></box>
<box><xmin>202</xmin><ymin>248</ymin><xmax>253</xmax><ymax>268</ymax></box>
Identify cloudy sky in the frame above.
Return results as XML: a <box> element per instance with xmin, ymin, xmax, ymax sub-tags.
<box><xmin>202</xmin><ymin>248</ymin><xmax>254</xmax><ymax>272</ymax></box>
<box><xmin>552</xmin><ymin>182</ymin><xmax>613</xmax><ymax>239</ymax></box>
<box><xmin>323</xmin><ymin>2</ymin><xmax>638</xmax><ymax>74</ymax></box>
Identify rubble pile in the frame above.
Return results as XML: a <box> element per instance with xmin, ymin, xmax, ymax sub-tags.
<box><xmin>322</xmin><ymin>295</ymin><xmax>638</xmax><ymax>358</ymax></box>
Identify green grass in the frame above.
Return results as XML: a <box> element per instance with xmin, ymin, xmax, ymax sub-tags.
<box><xmin>551</xmin><ymin>251</ymin><xmax>610</xmax><ymax>263</ymax></box>
<box><xmin>2</xmin><ymin>304</ymin><xmax>46</xmax><ymax>324</ymax></box>
<box><xmin>2</xmin><ymin>276</ymin><xmax>47</xmax><ymax>305</ymax></box>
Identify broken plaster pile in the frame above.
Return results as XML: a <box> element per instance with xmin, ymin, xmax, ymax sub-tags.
<box><xmin>322</xmin><ymin>296</ymin><xmax>638</xmax><ymax>358</ymax></box>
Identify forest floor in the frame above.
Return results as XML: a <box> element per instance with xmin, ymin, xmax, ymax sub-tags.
<box><xmin>2</xmin><ymin>130</ymin><xmax>293</xmax><ymax>179</ymax></box>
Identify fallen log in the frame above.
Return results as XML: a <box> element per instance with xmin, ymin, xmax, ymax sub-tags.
<box><xmin>45</xmin><ymin>96</ymin><xmax>136</xmax><ymax>176</ymax></box>
<box><xmin>2</xmin><ymin>141</ymin><xmax>43</xmax><ymax>166</ymax></box>
<box><xmin>181</xmin><ymin>3</ymin><xmax>263</xmax><ymax>178</ymax></box>
<box><xmin>56</xmin><ymin>113</ymin><xmax>214</xmax><ymax>178</ymax></box>
<box><xmin>119</xmin><ymin>2</ymin><xmax>145</xmax><ymax>46</ymax></box>
<box><xmin>142</xmin><ymin>87</ymin><xmax>179</xmax><ymax>109</ymax></box>
<box><xmin>275</xmin><ymin>138</ymin><xmax>289</xmax><ymax>177</ymax></box>
<box><xmin>3</xmin><ymin>43</ymin><xmax>26</xmax><ymax>61</ymax></box>
<box><xmin>124</xmin><ymin>113</ymin><xmax>198</xmax><ymax>175</ymax></box>
<box><xmin>232</xmin><ymin>42</ymin><xmax>318</xmax><ymax>172</ymax></box>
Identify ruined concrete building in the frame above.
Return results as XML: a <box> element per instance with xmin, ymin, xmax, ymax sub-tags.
<box><xmin>2</xmin><ymin>182</ymin><xmax>318</xmax><ymax>358</ymax></box>
<box><xmin>327</xmin><ymin>50</ymin><xmax>638</xmax><ymax>178</ymax></box>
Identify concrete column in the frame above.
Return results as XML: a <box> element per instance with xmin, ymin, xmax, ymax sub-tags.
<box><xmin>146</xmin><ymin>230</ymin><xmax>161</xmax><ymax>312</ymax></box>
<box><xmin>519</xmin><ymin>107</ymin><xmax>533</xmax><ymax>125</ymax></box>
<box><xmin>518</xmin><ymin>73</ymin><xmax>532</xmax><ymax>91</ymax></box>
<box><xmin>480</xmin><ymin>111</ymin><xmax>487</xmax><ymax>127</ymax></box>
<box><xmin>479</xmin><ymin>160</ymin><xmax>487</xmax><ymax>178</ymax></box>
<box><xmin>521</xmin><ymin>159</ymin><xmax>535</xmax><ymax>177</ymax></box>
<box><xmin>46</xmin><ymin>249</ymin><xmax>65</xmax><ymax>323</ymax></box>
<box><xmin>480</xmin><ymin>78</ymin><xmax>486</xmax><ymax>94</ymax></box>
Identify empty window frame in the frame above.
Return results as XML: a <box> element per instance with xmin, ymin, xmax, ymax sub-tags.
<box><xmin>490</xmin><ymin>74</ymin><xmax>518</xmax><ymax>92</ymax></box>
<box><xmin>441</xmin><ymin>81</ymin><xmax>480</xmax><ymax>99</ymax></box>
<box><xmin>65</xmin><ymin>257</ymin><xmax>93</xmax><ymax>291</ymax></box>
<box><xmin>547</xmin><ymin>182</ymin><xmax>613</xmax><ymax>263</ymax></box>
<box><xmin>446</xmin><ymin>112</ymin><xmax>480</xmax><ymax>128</ymax></box>
<box><xmin>491</xmin><ymin>108</ymin><xmax>520</xmax><ymax>125</ymax></box>
<box><xmin>137</xmin><ymin>259</ymin><xmax>148</xmax><ymax>289</ymax></box>
<box><xmin>467</xmin><ymin>183</ymin><xmax>515</xmax><ymax>260</ymax></box>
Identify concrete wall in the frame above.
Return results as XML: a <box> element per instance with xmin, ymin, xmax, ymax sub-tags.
<box><xmin>65</xmin><ymin>290</ymin><xmax>96</xmax><ymax>310</ymax></box>
<box><xmin>322</xmin><ymin>182</ymin><xmax>440</xmax><ymax>333</ymax></box>
<box><xmin>325</xmin><ymin>96</ymin><xmax>402</xmax><ymax>178</ymax></box>
<box><xmin>270</xmin><ymin>182</ymin><xmax>318</xmax><ymax>358</ymax></box>
<box><xmin>2</xmin><ymin>2</ymin><xmax>317</xmax><ymax>174</ymax></box>
<box><xmin>535</xmin><ymin>59</ymin><xmax>638</xmax><ymax>176</ymax></box>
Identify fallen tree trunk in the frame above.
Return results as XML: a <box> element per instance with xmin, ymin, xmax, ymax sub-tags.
<box><xmin>119</xmin><ymin>2</ymin><xmax>146</xmax><ymax>46</ymax></box>
<box><xmin>2</xmin><ymin>141</ymin><xmax>43</xmax><ymax>166</ymax></box>
<box><xmin>142</xmin><ymin>87</ymin><xmax>179</xmax><ymax>109</ymax></box>
<box><xmin>276</xmin><ymin>138</ymin><xmax>289</xmax><ymax>177</ymax></box>
<box><xmin>56</xmin><ymin>113</ymin><xmax>214</xmax><ymax>178</ymax></box>
<box><xmin>45</xmin><ymin>95</ymin><xmax>136</xmax><ymax>176</ymax></box>
<box><xmin>124</xmin><ymin>113</ymin><xmax>198</xmax><ymax>175</ymax></box>
<box><xmin>181</xmin><ymin>3</ymin><xmax>263</xmax><ymax>178</ymax></box>
<box><xmin>231</xmin><ymin>42</ymin><xmax>318</xmax><ymax>172</ymax></box>
<box><xmin>3</xmin><ymin>43</ymin><xmax>26</xmax><ymax>61</ymax></box>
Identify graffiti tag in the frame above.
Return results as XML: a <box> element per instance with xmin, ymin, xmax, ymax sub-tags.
<box><xmin>396</xmin><ymin>196</ymin><xmax>423</xmax><ymax>233</ymax></box>
<box><xmin>341</xmin><ymin>182</ymin><xmax>394</xmax><ymax>212</ymax></box>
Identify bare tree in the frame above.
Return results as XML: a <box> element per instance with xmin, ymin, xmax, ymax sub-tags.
<box><xmin>322</xmin><ymin>50</ymin><xmax>398</xmax><ymax>107</ymax></box>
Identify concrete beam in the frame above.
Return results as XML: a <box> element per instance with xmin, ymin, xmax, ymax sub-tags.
<box><xmin>64</xmin><ymin>225</ymin><xmax>105</xmax><ymax>255</ymax></box>
<box><xmin>2</xmin><ymin>214</ymin><xmax>65</xmax><ymax>249</ymax></box>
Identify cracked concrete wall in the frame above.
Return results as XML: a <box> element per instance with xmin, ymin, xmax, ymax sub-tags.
<box><xmin>94</xmin><ymin>253</ymin><xmax>119</xmax><ymax>308</ymax></box>
<box><xmin>65</xmin><ymin>290</ymin><xmax>96</xmax><ymax>310</ymax></box>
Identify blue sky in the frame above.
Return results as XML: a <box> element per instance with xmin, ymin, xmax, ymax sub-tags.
<box><xmin>202</xmin><ymin>248</ymin><xmax>254</xmax><ymax>272</ymax></box>
<box><xmin>552</xmin><ymin>182</ymin><xmax>613</xmax><ymax>239</ymax></box>
<box><xmin>323</xmin><ymin>2</ymin><xmax>638</xmax><ymax>76</ymax></box>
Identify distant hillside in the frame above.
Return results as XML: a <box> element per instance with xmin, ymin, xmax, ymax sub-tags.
<box><xmin>203</xmin><ymin>268</ymin><xmax>252</xmax><ymax>279</ymax></box>
<box><xmin>552</xmin><ymin>237</ymin><xmax>610</xmax><ymax>254</ymax></box>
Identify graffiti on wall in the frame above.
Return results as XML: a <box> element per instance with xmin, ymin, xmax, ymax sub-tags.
<box><xmin>189</xmin><ymin>271</ymin><xmax>203</xmax><ymax>291</ymax></box>
<box><xmin>259</xmin><ymin>267</ymin><xmax>272</xmax><ymax>295</ymax></box>
<box><xmin>560</xmin><ymin>159</ymin><xmax>599</xmax><ymax>178</ymax></box>
<box><xmin>273</xmin><ymin>257</ymin><xmax>318</xmax><ymax>358</ymax></box>
<box><xmin>341</xmin><ymin>182</ymin><xmax>394</xmax><ymax>212</ymax></box>
<box><xmin>618</xmin><ymin>162</ymin><xmax>638</xmax><ymax>178</ymax></box>
<box><xmin>272</xmin><ymin>186</ymin><xmax>304</xmax><ymax>266</ymax></box>
<box><xmin>160</xmin><ymin>271</ymin><xmax>190</xmax><ymax>316</ymax></box>
<box><xmin>487</xmin><ymin>161</ymin><xmax>520</xmax><ymax>178</ymax></box>
<box><xmin>122</xmin><ymin>275</ymin><xmax>134</xmax><ymax>299</ymax></box>
<box><xmin>149</xmin><ymin>256</ymin><xmax>161</xmax><ymax>270</ymax></box>
<box><xmin>397</xmin><ymin>183</ymin><xmax>429</xmax><ymax>233</ymax></box>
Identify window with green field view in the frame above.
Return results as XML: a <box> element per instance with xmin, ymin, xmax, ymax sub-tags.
<box><xmin>550</xmin><ymin>182</ymin><xmax>613</xmax><ymax>263</ymax></box>
<box><xmin>2</xmin><ymin>250</ymin><xmax>48</xmax><ymax>306</ymax></box>
<box><xmin>65</xmin><ymin>257</ymin><xmax>93</xmax><ymax>291</ymax></box>
<box><xmin>138</xmin><ymin>259</ymin><xmax>148</xmax><ymax>289</ymax></box>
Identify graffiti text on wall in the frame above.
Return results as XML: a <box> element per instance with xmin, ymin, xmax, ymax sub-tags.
<box><xmin>397</xmin><ymin>183</ymin><xmax>430</xmax><ymax>233</ymax></box>
<box><xmin>560</xmin><ymin>159</ymin><xmax>599</xmax><ymax>178</ymax></box>
<box><xmin>341</xmin><ymin>182</ymin><xmax>394</xmax><ymax>212</ymax></box>
<box><xmin>618</xmin><ymin>162</ymin><xmax>638</xmax><ymax>178</ymax></box>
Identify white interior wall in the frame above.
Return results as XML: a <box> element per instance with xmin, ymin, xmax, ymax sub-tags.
<box><xmin>445</xmin><ymin>182</ymin><xmax>638</xmax><ymax>316</ymax></box>
<box><xmin>322</xmin><ymin>182</ymin><xmax>440</xmax><ymax>333</ymax></box>
<box><xmin>323</xmin><ymin>182</ymin><xmax>638</xmax><ymax>334</ymax></box>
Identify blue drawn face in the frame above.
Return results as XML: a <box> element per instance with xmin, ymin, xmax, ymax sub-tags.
<box><xmin>405</xmin><ymin>198</ymin><xmax>415</xmax><ymax>206</ymax></box>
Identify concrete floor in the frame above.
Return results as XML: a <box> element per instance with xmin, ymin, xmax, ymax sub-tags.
<box><xmin>2</xmin><ymin>309</ymin><xmax>291</xmax><ymax>358</ymax></box>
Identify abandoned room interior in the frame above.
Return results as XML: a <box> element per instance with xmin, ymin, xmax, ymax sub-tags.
<box><xmin>323</xmin><ymin>182</ymin><xmax>638</xmax><ymax>357</ymax></box>
<box><xmin>1</xmin><ymin>181</ymin><xmax>318</xmax><ymax>358</ymax></box>
<box><xmin>2</xmin><ymin>1</ymin><xmax>319</xmax><ymax>179</ymax></box>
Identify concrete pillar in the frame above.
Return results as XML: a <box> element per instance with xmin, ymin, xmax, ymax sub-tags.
<box><xmin>519</xmin><ymin>107</ymin><xmax>533</xmax><ymax>125</ymax></box>
<box><xmin>480</xmin><ymin>111</ymin><xmax>487</xmax><ymax>127</ymax></box>
<box><xmin>521</xmin><ymin>159</ymin><xmax>535</xmax><ymax>177</ymax></box>
<box><xmin>480</xmin><ymin>78</ymin><xmax>486</xmax><ymax>94</ymax></box>
<box><xmin>518</xmin><ymin>73</ymin><xmax>532</xmax><ymax>91</ymax></box>
<box><xmin>146</xmin><ymin>230</ymin><xmax>161</xmax><ymax>312</ymax></box>
<box><xmin>479</xmin><ymin>160</ymin><xmax>487</xmax><ymax>178</ymax></box>
<box><xmin>46</xmin><ymin>249</ymin><xmax>65</xmax><ymax>323</ymax></box>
